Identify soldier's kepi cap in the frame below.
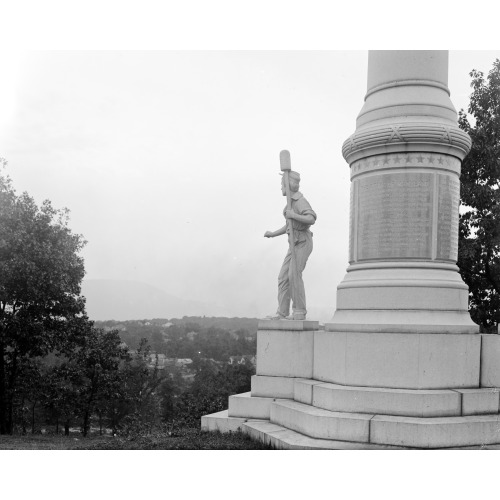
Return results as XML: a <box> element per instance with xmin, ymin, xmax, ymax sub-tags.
<box><xmin>280</xmin><ymin>170</ymin><xmax>300</xmax><ymax>182</ymax></box>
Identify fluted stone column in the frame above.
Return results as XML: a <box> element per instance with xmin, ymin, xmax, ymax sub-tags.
<box><xmin>328</xmin><ymin>51</ymin><xmax>478</xmax><ymax>333</ymax></box>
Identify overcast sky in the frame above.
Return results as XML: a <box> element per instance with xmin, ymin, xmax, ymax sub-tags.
<box><xmin>1</xmin><ymin>50</ymin><xmax>499</xmax><ymax>320</ymax></box>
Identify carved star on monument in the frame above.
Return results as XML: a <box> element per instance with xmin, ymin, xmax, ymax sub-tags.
<box><xmin>393</xmin><ymin>155</ymin><xmax>401</xmax><ymax>164</ymax></box>
<box><xmin>438</xmin><ymin>157</ymin><xmax>444</xmax><ymax>165</ymax></box>
<box><xmin>416</xmin><ymin>155</ymin><xmax>424</xmax><ymax>163</ymax></box>
<box><xmin>428</xmin><ymin>155</ymin><xmax>435</xmax><ymax>164</ymax></box>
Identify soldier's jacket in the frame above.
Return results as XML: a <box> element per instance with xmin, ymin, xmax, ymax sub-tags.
<box><xmin>283</xmin><ymin>191</ymin><xmax>316</xmax><ymax>244</ymax></box>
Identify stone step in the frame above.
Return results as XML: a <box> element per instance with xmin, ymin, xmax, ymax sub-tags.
<box><xmin>204</xmin><ymin>400</ymin><xmax>500</xmax><ymax>448</ymax></box>
<box><xmin>294</xmin><ymin>379</ymin><xmax>500</xmax><ymax>417</ymax></box>
<box><xmin>229</xmin><ymin>392</ymin><xmax>286</xmax><ymax>419</ymax></box>
<box><xmin>455</xmin><ymin>388</ymin><xmax>500</xmax><ymax>415</ymax></box>
<box><xmin>271</xmin><ymin>396</ymin><xmax>500</xmax><ymax>448</ymax></box>
<box><xmin>270</xmin><ymin>399</ymin><xmax>373</xmax><ymax>442</ymax></box>
<box><xmin>242</xmin><ymin>420</ymin><xmax>405</xmax><ymax>450</ymax></box>
<box><xmin>200</xmin><ymin>410</ymin><xmax>254</xmax><ymax>433</ymax></box>
<box><xmin>241</xmin><ymin>419</ymin><xmax>500</xmax><ymax>450</ymax></box>
<box><xmin>371</xmin><ymin>414</ymin><xmax>500</xmax><ymax>448</ymax></box>
<box><xmin>294</xmin><ymin>378</ymin><xmax>322</xmax><ymax>405</ymax></box>
<box><xmin>311</xmin><ymin>381</ymin><xmax>461</xmax><ymax>417</ymax></box>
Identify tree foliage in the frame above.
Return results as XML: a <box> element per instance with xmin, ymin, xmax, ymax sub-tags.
<box><xmin>458</xmin><ymin>59</ymin><xmax>500</xmax><ymax>332</ymax></box>
<box><xmin>0</xmin><ymin>159</ymin><xmax>87</xmax><ymax>433</ymax></box>
<box><xmin>172</xmin><ymin>361</ymin><xmax>254</xmax><ymax>428</ymax></box>
<box><xmin>62</xmin><ymin>325</ymin><xmax>129</xmax><ymax>436</ymax></box>
<box><xmin>101</xmin><ymin>319</ymin><xmax>256</xmax><ymax>361</ymax></box>
<box><xmin>116</xmin><ymin>339</ymin><xmax>167</xmax><ymax>434</ymax></box>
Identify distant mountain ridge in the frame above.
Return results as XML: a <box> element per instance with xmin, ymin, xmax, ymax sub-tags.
<box><xmin>81</xmin><ymin>279</ymin><xmax>214</xmax><ymax>321</ymax></box>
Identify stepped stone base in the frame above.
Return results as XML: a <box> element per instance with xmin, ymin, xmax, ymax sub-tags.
<box><xmin>202</xmin><ymin>324</ymin><xmax>500</xmax><ymax>449</ymax></box>
<box><xmin>200</xmin><ymin>412</ymin><xmax>500</xmax><ymax>449</ymax></box>
<box><xmin>202</xmin><ymin>374</ymin><xmax>500</xmax><ymax>448</ymax></box>
<box><xmin>202</xmin><ymin>391</ymin><xmax>500</xmax><ymax>449</ymax></box>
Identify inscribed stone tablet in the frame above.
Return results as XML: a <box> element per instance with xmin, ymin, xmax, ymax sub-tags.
<box><xmin>356</xmin><ymin>172</ymin><xmax>433</xmax><ymax>260</ymax></box>
<box><xmin>436</xmin><ymin>174</ymin><xmax>460</xmax><ymax>261</ymax></box>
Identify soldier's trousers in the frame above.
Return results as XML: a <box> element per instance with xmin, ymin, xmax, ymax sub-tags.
<box><xmin>276</xmin><ymin>231</ymin><xmax>313</xmax><ymax>318</ymax></box>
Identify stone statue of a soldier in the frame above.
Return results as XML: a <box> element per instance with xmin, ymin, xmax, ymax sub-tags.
<box><xmin>264</xmin><ymin>169</ymin><xmax>316</xmax><ymax>320</ymax></box>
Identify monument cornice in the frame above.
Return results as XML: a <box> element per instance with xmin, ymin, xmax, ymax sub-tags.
<box><xmin>342</xmin><ymin>122</ymin><xmax>472</xmax><ymax>164</ymax></box>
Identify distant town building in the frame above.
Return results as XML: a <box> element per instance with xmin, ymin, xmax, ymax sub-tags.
<box><xmin>104</xmin><ymin>324</ymin><xmax>127</xmax><ymax>332</ymax></box>
<box><xmin>145</xmin><ymin>355</ymin><xmax>193</xmax><ymax>370</ymax></box>
<box><xmin>228</xmin><ymin>355</ymin><xmax>256</xmax><ymax>367</ymax></box>
<box><xmin>175</xmin><ymin>358</ymin><xmax>193</xmax><ymax>367</ymax></box>
<box><xmin>144</xmin><ymin>353</ymin><xmax>168</xmax><ymax>369</ymax></box>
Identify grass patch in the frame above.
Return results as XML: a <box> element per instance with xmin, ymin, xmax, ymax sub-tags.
<box><xmin>0</xmin><ymin>434</ymin><xmax>109</xmax><ymax>450</ymax></box>
<box><xmin>0</xmin><ymin>429</ymin><xmax>273</xmax><ymax>450</ymax></box>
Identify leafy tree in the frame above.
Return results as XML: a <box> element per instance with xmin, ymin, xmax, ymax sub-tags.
<box><xmin>150</xmin><ymin>330</ymin><xmax>166</xmax><ymax>354</ymax></box>
<box><xmin>458</xmin><ymin>59</ymin><xmax>500</xmax><ymax>332</ymax></box>
<box><xmin>0</xmin><ymin>160</ymin><xmax>87</xmax><ymax>433</ymax></box>
<box><xmin>16</xmin><ymin>358</ymin><xmax>45</xmax><ymax>434</ymax></box>
<box><xmin>118</xmin><ymin>339</ymin><xmax>165</xmax><ymax>433</ymax></box>
<box><xmin>157</xmin><ymin>375</ymin><xmax>178</xmax><ymax>422</ymax></box>
<box><xmin>172</xmin><ymin>361</ymin><xmax>255</xmax><ymax>428</ymax></box>
<box><xmin>7</xmin><ymin>357</ymin><xmax>44</xmax><ymax>434</ymax></box>
<box><xmin>63</xmin><ymin>324</ymin><xmax>128</xmax><ymax>437</ymax></box>
<box><xmin>42</xmin><ymin>363</ymin><xmax>80</xmax><ymax>435</ymax></box>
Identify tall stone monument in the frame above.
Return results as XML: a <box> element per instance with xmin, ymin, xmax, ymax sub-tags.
<box><xmin>330</xmin><ymin>50</ymin><xmax>476</xmax><ymax>332</ymax></box>
<box><xmin>201</xmin><ymin>51</ymin><xmax>500</xmax><ymax>449</ymax></box>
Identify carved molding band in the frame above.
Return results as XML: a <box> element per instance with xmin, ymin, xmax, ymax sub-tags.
<box><xmin>350</xmin><ymin>152</ymin><xmax>461</xmax><ymax>180</ymax></box>
<box><xmin>342</xmin><ymin>122</ymin><xmax>471</xmax><ymax>163</ymax></box>
<box><xmin>364</xmin><ymin>79</ymin><xmax>451</xmax><ymax>99</ymax></box>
